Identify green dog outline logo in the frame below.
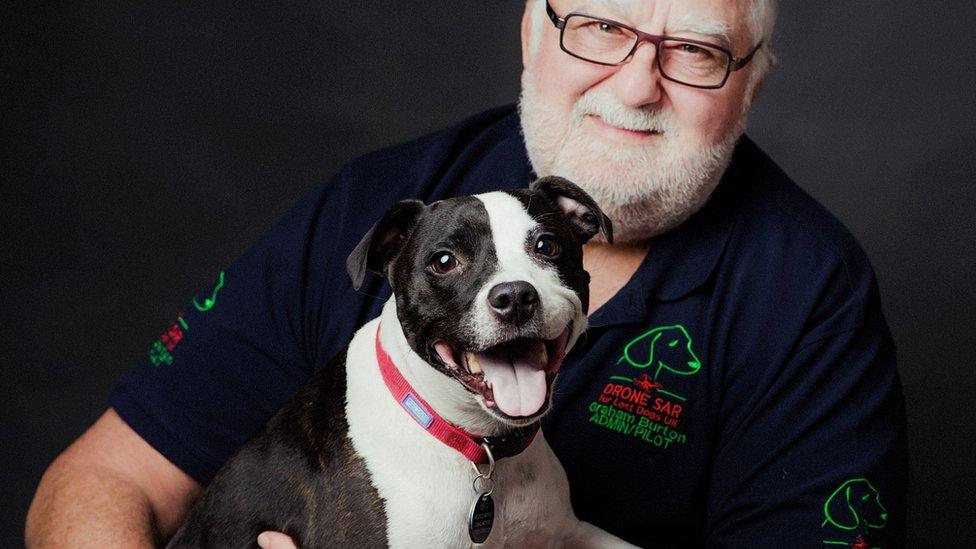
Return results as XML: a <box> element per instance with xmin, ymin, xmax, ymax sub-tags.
<box><xmin>821</xmin><ymin>478</ymin><xmax>888</xmax><ymax>546</ymax></box>
<box><xmin>616</xmin><ymin>325</ymin><xmax>702</xmax><ymax>401</ymax></box>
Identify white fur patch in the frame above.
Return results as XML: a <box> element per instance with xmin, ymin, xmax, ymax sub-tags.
<box><xmin>344</xmin><ymin>305</ymin><xmax>637</xmax><ymax>548</ymax></box>
<box><xmin>471</xmin><ymin>192</ymin><xmax>586</xmax><ymax>351</ymax></box>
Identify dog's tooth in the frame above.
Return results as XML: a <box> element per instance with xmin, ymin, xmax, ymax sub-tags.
<box><xmin>540</xmin><ymin>344</ymin><xmax>549</xmax><ymax>367</ymax></box>
<box><xmin>467</xmin><ymin>352</ymin><xmax>483</xmax><ymax>374</ymax></box>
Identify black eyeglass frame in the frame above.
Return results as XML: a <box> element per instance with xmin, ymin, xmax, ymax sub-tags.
<box><xmin>545</xmin><ymin>1</ymin><xmax>763</xmax><ymax>90</ymax></box>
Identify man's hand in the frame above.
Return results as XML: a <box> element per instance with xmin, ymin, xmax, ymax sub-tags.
<box><xmin>257</xmin><ymin>531</ymin><xmax>298</xmax><ymax>549</ymax></box>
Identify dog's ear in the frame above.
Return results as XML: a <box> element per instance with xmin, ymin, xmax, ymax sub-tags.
<box><xmin>530</xmin><ymin>176</ymin><xmax>613</xmax><ymax>245</ymax></box>
<box><xmin>346</xmin><ymin>199</ymin><xmax>426</xmax><ymax>291</ymax></box>
<box><xmin>823</xmin><ymin>483</ymin><xmax>862</xmax><ymax>530</ymax></box>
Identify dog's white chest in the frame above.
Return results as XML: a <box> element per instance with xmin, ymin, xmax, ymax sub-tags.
<box><xmin>344</xmin><ymin>318</ymin><xmax>578</xmax><ymax>548</ymax></box>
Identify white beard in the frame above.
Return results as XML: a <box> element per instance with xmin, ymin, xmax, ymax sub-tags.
<box><xmin>518</xmin><ymin>75</ymin><xmax>747</xmax><ymax>242</ymax></box>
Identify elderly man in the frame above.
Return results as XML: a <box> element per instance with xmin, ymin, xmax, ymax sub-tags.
<box><xmin>26</xmin><ymin>0</ymin><xmax>907</xmax><ymax>547</ymax></box>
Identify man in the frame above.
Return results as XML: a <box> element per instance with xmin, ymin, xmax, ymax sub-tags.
<box><xmin>26</xmin><ymin>0</ymin><xmax>908</xmax><ymax>547</ymax></box>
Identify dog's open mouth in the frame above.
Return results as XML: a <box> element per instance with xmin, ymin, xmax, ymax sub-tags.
<box><xmin>431</xmin><ymin>328</ymin><xmax>571</xmax><ymax>419</ymax></box>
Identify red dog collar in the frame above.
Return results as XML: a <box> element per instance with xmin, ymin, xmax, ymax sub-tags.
<box><xmin>374</xmin><ymin>324</ymin><xmax>538</xmax><ymax>464</ymax></box>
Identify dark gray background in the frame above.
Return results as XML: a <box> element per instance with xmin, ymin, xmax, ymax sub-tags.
<box><xmin>3</xmin><ymin>1</ymin><xmax>974</xmax><ymax>546</ymax></box>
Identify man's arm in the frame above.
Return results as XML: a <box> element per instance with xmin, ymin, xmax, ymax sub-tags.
<box><xmin>25</xmin><ymin>407</ymin><xmax>203</xmax><ymax>548</ymax></box>
<box><xmin>704</xmin><ymin>267</ymin><xmax>908</xmax><ymax>546</ymax></box>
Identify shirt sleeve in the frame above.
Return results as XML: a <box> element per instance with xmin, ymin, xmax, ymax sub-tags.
<box><xmin>705</xmin><ymin>261</ymin><xmax>909</xmax><ymax>547</ymax></box>
<box><xmin>108</xmin><ymin>169</ymin><xmax>354</xmax><ymax>485</ymax></box>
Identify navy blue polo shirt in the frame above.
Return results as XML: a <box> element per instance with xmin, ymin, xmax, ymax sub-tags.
<box><xmin>109</xmin><ymin>105</ymin><xmax>908</xmax><ymax>547</ymax></box>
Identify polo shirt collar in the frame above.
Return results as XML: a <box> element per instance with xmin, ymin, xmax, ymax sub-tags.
<box><xmin>643</xmin><ymin>144</ymin><xmax>745</xmax><ymax>302</ymax></box>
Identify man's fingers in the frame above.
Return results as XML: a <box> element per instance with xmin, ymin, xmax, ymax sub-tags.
<box><xmin>257</xmin><ymin>531</ymin><xmax>298</xmax><ymax>549</ymax></box>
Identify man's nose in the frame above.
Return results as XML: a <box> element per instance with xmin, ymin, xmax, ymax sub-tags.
<box><xmin>610</xmin><ymin>42</ymin><xmax>663</xmax><ymax>108</ymax></box>
<box><xmin>487</xmin><ymin>281</ymin><xmax>539</xmax><ymax>326</ymax></box>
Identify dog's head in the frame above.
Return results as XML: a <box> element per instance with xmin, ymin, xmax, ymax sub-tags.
<box><xmin>822</xmin><ymin>479</ymin><xmax>889</xmax><ymax>531</ymax></box>
<box><xmin>347</xmin><ymin>177</ymin><xmax>611</xmax><ymax>425</ymax></box>
<box><xmin>620</xmin><ymin>325</ymin><xmax>701</xmax><ymax>376</ymax></box>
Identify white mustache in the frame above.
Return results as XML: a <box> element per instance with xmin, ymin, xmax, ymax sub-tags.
<box><xmin>572</xmin><ymin>90</ymin><xmax>678</xmax><ymax>135</ymax></box>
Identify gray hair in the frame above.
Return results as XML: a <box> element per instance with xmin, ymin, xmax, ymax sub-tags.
<box><xmin>744</xmin><ymin>0</ymin><xmax>778</xmax><ymax>91</ymax></box>
<box><xmin>524</xmin><ymin>0</ymin><xmax>778</xmax><ymax>92</ymax></box>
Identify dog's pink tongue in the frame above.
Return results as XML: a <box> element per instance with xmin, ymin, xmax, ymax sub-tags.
<box><xmin>477</xmin><ymin>348</ymin><xmax>547</xmax><ymax>417</ymax></box>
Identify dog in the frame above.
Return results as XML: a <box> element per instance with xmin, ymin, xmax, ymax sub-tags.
<box><xmin>167</xmin><ymin>177</ymin><xmax>637</xmax><ymax>548</ymax></box>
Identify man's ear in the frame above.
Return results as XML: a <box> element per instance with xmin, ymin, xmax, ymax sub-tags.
<box><xmin>346</xmin><ymin>199</ymin><xmax>426</xmax><ymax>291</ymax></box>
<box><xmin>749</xmin><ymin>72</ymin><xmax>768</xmax><ymax>104</ymax></box>
<box><xmin>531</xmin><ymin>176</ymin><xmax>613</xmax><ymax>245</ymax></box>
<box><xmin>749</xmin><ymin>49</ymin><xmax>775</xmax><ymax>103</ymax></box>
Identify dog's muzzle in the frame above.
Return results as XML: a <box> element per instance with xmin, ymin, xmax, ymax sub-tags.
<box><xmin>432</xmin><ymin>326</ymin><xmax>572</xmax><ymax>419</ymax></box>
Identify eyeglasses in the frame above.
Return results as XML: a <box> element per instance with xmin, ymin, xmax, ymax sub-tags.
<box><xmin>545</xmin><ymin>1</ymin><xmax>763</xmax><ymax>89</ymax></box>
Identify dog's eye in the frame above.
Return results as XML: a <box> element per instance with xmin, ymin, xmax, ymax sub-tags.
<box><xmin>534</xmin><ymin>235</ymin><xmax>561</xmax><ymax>258</ymax></box>
<box><xmin>429</xmin><ymin>252</ymin><xmax>460</xmax><ymax>274</ymax></box>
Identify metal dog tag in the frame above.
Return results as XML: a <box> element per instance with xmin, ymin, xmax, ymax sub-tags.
<box><xmin>468</xmin><ymin>491</ymin><xmax>494</xmax><ymax>544</ymax></box>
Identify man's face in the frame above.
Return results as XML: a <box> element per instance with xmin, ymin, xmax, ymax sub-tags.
<box><xmin>519</xmin><ymin>0</ymin><xmax>760</xmax><ymax>241</ymax></box>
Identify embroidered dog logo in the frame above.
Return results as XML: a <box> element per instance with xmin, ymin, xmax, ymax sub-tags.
<box><xmin>821</xmin><ymin>478</ymin><xmax>888</xmax><ymax>547</ymax></box>
<box><xmin>587</xmin><ymin>324</ymin><xmax>702</xmax><ymax>450</ymax></box>
<box><xmin>616</xmin><ymin>325</ymin><xmax>701</xmax><ymax>400</ymax></box>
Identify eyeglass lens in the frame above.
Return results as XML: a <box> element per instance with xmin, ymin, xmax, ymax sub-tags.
<box><xmin>562</xmin><ymin>15</ymin><xmax>730</xmax><ymax>87</ymax></box>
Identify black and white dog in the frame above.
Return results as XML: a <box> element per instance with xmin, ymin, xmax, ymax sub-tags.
<box><xmin>168</xmin><ymin>177</ymin><xmax>635</xmax><ymax>548</ymax></box>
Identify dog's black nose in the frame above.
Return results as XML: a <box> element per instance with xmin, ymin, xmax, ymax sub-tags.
<box><xmin>488</xmin><ymin>281</ymin><xmax>539</xmax><ymax>325</ymax></box>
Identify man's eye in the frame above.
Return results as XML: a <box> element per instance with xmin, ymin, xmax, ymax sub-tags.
<box><xmin>679</xmin><ymin>43</ymin><xmax>712</xmax><ymax>58</ymax></box>
<box><xmin>428</xmin><ymin>252</ymin><xmax>460</xmax><ymax>274</ymax></box>
<box><xmin>534</xmin><ymin>235</ymin><xmax>561</xmax><ymax>258</ymax></box>
<box><xmin>597</xmin><ymin>22</ymin><xmax>623</xmax><ymax>34</ymax></box>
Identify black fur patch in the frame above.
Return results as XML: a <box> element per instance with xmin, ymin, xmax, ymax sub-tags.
<box><xmin>166</xmin><ymin>349</ymin><xmax>387</xmax><ymax>549</ymax></box>
<box><xmin>389</xmin><ymin>196</ymin><xmax>500</xmax><ymax>371</ymax></box>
